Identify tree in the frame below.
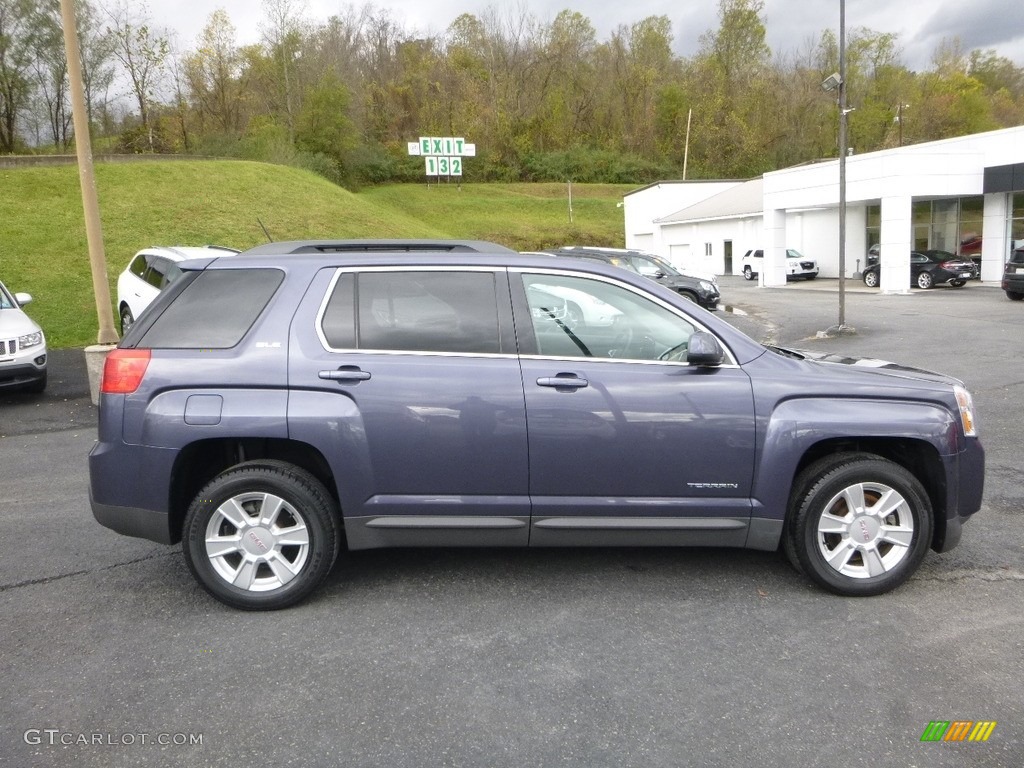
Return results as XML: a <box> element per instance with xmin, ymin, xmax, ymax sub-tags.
<box><xmin>76</xmin><ymin>0</ymin><xmax>116</xmax><ymax>130</ymax></box>
<box><xmin>689</xmin><ymin>0</ymin><xmax>776</xmax><ymax>176</ymax></box>
<box><xmin>185</xmin><ymin>9</ymin><xmax>247</xmax><ymax>135</ymax></box>
<box><xmin>260</xmin><ymin>0</ymin><xmax>307</xmax><ymax>141</ymax></box>
<box><xmin>0</xmin><ymin>0</ymin><xmax>36</xmax><ymax>151</ymax></box>
<box><xmin>294</xmin><ymin>70</ymin><xmax>355</xmax><ymax>163</ymax></box>
<box><xmin>106</xmin><ymin>0</ymin><xmax>168</xmax><ymax>145</ymax></box>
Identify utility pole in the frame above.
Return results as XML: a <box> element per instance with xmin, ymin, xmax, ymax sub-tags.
<box><xmin>60</xmin><ymin>0</ymin><xmax>117</xmax><ymax>344</ymax></box>
<box><xmin>682</xmin><ymin>108</ymin><xmax>692</xmax><ymax>180</ymax></box>
<box><xmin>837</xmin><ymin>0</ymin><xmax>850</xmax><ymax>332</ymax></box>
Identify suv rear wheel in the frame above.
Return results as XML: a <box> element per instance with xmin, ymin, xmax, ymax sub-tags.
<box><xmin>785</xmin><ymin>453</ymin><xmax>932</xmax><ymax>596</ymax></box>
<box><xmin>743</xmin><ymin>266</ymin><xmax>754</xmax><ymax>280</ymax></box>
<box><xmin>182</xmin><ymin>461</ymin><xmax>340</xmax><ymax>610</ymax></box>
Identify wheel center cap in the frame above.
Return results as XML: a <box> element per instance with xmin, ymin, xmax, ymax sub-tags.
<box><xmin>852</xmin><ymin>515</ymin><xmax>880</xmax><ymax>544</ymax></box>
<box><xmin>242</xmin><ymin>527</ymin><xmax>275</xmax><ymax>556</ymax></box>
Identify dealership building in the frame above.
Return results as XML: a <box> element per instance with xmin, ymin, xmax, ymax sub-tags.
<box><xmin>624</xmin><ymin>125</ymin><xmax>1024</xmax><ymax>291</ymax></box>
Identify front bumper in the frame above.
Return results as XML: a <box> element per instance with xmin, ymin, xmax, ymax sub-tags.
<box><xmin>0</xmin><ymin>354</ymin><xmax>47</xmax><ymax>389</ymax></box>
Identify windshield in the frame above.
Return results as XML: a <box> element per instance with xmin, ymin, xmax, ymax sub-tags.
<box><xmin>0</xmin><ymin>282</ymin><xmax>16</xmax><ymax>310</ymax></box>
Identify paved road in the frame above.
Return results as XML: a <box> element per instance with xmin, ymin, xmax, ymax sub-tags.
<box><xmin>1</xmin><ymin>280</ymin><xmax>1021</xmax><ymax>767</ymax></box>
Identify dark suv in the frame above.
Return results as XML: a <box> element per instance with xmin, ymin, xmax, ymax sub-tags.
<box><xmin>89</xmin><ymin>240</ymin><xmax>984</xmax><ymax>609</ymax></box>
<box><xmin>547</xmin><ymin>247</ymin><xmax>720</xmax><ymax>310</ymax></box>
<box><xmin>1002</xmin><ymin>246</ymin><xmax>1024</xmax><ymax>300</ymax></box>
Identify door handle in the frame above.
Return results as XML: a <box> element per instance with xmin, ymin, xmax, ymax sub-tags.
<box><xmin>537</xmin><ymin>375</ymin><xmax>588</xmax><ymax>389</ymax></box>
<box><xmin>319</xmin><ymin>367</ymin><xmax>371</xmax><ymax>382</ymax></box>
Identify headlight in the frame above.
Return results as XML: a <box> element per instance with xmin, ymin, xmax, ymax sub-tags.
<box><xmin>954</xmin><ymin>385</ymin><xmax>977</xmax><ymax>437</ymax></box>
<box><xmin>699</xmin><ymin>280</ymin><xmax>714</xmax><ymax>292</ymax></box>
<box><xmin>18</xmin><ymin>331</ymin><xmax>43</xmax><ymax>349</ymax></box>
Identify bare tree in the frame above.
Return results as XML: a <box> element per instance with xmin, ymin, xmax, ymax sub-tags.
<box><xmin>105</xmin><ymin>0</ymin><xmax>168</xmax><ymax>146</ymax></box>
<box><xmin>261</xmin><ymin>0</ymin><xmax>306</xmax><ymax>141</ymax></box>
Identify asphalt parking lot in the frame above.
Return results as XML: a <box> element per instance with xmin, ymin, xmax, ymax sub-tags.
<box><xmin>1</xmin><ymin>277</ymin><xmax>1022</xmax><ymax>767</ymax></box>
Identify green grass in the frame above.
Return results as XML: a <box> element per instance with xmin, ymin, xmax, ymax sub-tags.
<box><xmin>359</xmin><ymin>181</ymin><xmax>629</xmax><ymax>251</ymax></box>
<box><xmin>0</xmin><ymin>160</ymin><xmax>630</xmax><ymax>347</ymax></box>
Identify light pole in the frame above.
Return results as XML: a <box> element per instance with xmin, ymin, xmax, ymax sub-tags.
<box><xmin>838</xmin><ymin>0</ymin><xmax>848</xmax><ymax>330</ymax></box>
<box><xmin>821</xmin><ymin>1</ymin><xmax>854</xmax><ymax>335</ymax></box>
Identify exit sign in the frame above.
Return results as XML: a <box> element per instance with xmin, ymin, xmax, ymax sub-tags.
<box><xmin>407</xmin><ymin>136</ymin><xmax>476</xmax><ymax>177</ymax></box>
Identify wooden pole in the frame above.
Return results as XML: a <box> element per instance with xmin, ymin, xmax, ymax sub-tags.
<box><xmin>60</xmin><ymin>0</ymin><xmax>117</xmax><ymax>343</ymax></box>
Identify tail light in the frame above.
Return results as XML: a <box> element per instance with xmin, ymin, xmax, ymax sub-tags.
<box><xmin>101</xmin><ymin>349</ymin><xmax>151</xmax><ymax>394</ymax></box>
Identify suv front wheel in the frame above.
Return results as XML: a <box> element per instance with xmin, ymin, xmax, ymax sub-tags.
<box><xmin>182</xmin><ymin>461</ymin><xmax>340</xmax><ymax>610</ymax></box>
<box><xmin>785</xmin><ymin>453</ymin><xmax>932</xmax><ymax>596</ymax></box>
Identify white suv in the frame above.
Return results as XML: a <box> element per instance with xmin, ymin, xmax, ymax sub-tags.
<box><xmin>740</xmin><ymin>249</ymin><xmax>819</xmax><ymax>281</ymax></box>
<box><xmin>117</xmin><ymin>245</ymin><xmax>238</xmax><ymax>332</ymax></box>
<box><xmin>0</xmin><ymin>278</ymin><xmax>47</xmax><ymax>393</ymax></box>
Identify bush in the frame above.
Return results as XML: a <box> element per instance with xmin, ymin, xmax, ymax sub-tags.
<box><xmin>520</xmin><ymin>148</ymin><xmax>674</xmax><ymax>184</ymax></box>
<box><xmin>116</xmin><ymin>121</ymin><xmax>175</xmax><ymax>154</ymax></box>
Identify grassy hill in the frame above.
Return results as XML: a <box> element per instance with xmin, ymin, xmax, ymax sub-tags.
<box><xmin>0</xmin><ymin>160</ymin><xmax>630</xmax><ymax>347</ymax></box>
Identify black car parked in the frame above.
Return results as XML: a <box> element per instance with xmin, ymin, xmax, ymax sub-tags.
<box><xmin>1002</xmin><ymin>246</ymin><xmax>1024</xmax><ymax>300</ymax></box>
<box><xmin>862</xmin><ymin>250</ymin><xmax>977</xmax><ymax>289</ymax></box>
<box><xmin>547</xmin><ymin>247</ymin><xmax>720</xmax><ymax>310</ymax></box>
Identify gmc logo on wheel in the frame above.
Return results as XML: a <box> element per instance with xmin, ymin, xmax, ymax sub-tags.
<box><xmin>248</xmin><ymin>532</ymin><xmax>268</xmax><ymax>551</ymax></box>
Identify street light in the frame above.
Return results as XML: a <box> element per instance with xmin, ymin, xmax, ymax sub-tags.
<box><xmin>820</xmin><ymin>1</ymin><xmax>854</xmax><ymax>336</ymax></box>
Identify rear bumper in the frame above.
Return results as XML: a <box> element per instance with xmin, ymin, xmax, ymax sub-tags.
<box><xmin>89</xmin><ymin>437</ymin><xmax>177</xmax><ymax>544</ymax></box>
<box><xmin>1001</xmin><ymin>274</ymin><xmax>1024</xmax><ymax>292</ymax></box>
<box><xmin>90</xmin><ymin>492</ymin><xmax>174</xmax><ymax>545</ymax></box>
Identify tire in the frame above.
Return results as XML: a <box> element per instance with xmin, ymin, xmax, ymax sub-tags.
<box><xmin>120</xmin><ymin>305</ymin><xmax>135</xmax><ymax>334</ymax></box>
<box><xmin>743</xmin><ymin>266</ymin><xmax>754</xmax><ymax>281</ymax></box>
<box><xmin>1006</xmin><ymin>291</ymin><xmax>1024</xmax><ymax>301</ymax></box>
<box><xmin>863</xmin><ymin>270</ymin><xmax>879</xmax><ymax>288</ymax></box>
<box><xmin>916</xmin><ymin>271</ymin><xmax>934</xmax><ymax>289</ymax></box>
<box><xmin>785</xmin><ymin>453</ymin><xmax>932</xmax><ymax>596</ymax></box>
<box><xmin>948</xmin><ymin>279</ymin><xmax>966</xmax><ymax>288</ymax></box>
<box><xmin>678</xmin><ymin>291</ymin><xmax>698</xmax><ymax>304</ymax></box>
<box><xmin>182</xmin><ymin>460</ymin><xmax>341</xmax><ymax>610</ymax></box>
<box><xmin>805</xmin><ymin>273</ymin><xmax>817</xmax><ymax>280</ymax></box>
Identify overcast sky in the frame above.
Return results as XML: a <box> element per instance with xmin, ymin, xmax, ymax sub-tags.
<box><xmin>152</xmin><ymin>0</ymin><xmax>1024</xmax><ymax>71</ymax></box>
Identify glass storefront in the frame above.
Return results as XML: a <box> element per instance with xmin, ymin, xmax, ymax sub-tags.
<box><xmin>871</xmin><ymin>197</ymin><xmax>986</xmax><ymax>256</ymax></box>
<box><xmin>867</xmin><ymin>194</ymin><xmax>1021</xmax><ymax>264</ymax></box>
<box><xmin>1013</xmin><ymin>192</ymin><xmax>1024</xmax><ymax>251</ymax></box>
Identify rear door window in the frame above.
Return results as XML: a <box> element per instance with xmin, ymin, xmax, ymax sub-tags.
<box><xmin>320</xmin><ymin>270</ymin><xmax>502</xmax><ymax>355</ymax></box>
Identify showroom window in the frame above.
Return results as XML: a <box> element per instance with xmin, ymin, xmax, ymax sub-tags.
<box><xmin>1012</xmin><ymin>192</ymin><xmax>1024</xmax><ymax>251</ymax></box>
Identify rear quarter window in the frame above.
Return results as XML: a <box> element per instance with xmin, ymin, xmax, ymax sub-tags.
<box><xmin>138</xmin><ymin>268</ymin><xmax>284</xmax><ymax>348</ymax></box>
<box><xmin>128</xmin><ymin>254</ymin><xmax>148</xmax><ymax>278</ymax></box>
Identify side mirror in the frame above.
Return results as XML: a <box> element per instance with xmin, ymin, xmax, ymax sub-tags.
<box><xmin>14</xmin><ymin>292</ymin><xmax>32</xmax><ymax>307</ymax></box>
<box><xmin>686</xmin><ymin>331</ymin><xmax>724</xmax><ymax>367</ymax></box>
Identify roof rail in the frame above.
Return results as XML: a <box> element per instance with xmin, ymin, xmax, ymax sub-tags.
<box><xmin>240</xmin><ymin>239</ymin><xmax>515</xmax><ymax>256</ymax></box>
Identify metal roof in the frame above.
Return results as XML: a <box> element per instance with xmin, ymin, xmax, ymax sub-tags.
<box><xmin>654</xmin><ymin>178</ymin><xmax>763</xmax><ymax>224</ymax></box>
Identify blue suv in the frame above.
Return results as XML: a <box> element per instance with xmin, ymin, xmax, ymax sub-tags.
<box><xmin>89</xmin><ymin>240</ymin><xmax>984</xmax><ymax>609</ymax></box>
